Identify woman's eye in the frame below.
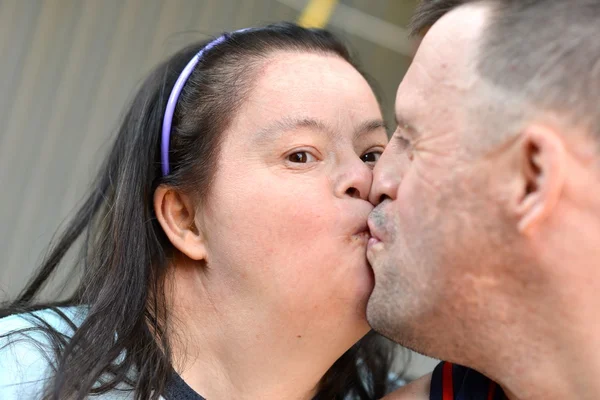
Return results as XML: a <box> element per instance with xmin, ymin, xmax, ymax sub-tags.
<box><xmin>287</xmin><ymin>151</ymin><xmax>317</xmax><ymax>163</ymax></box>
<box><xmin>361</xmin><ymin>151</ymin><xmax>382</xmax><ymax>164</ymax></box>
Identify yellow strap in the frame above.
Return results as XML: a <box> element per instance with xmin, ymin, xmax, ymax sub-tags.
<box><xmin>297</xmin><ymin>0</ymin><xmax>339</xmax><ymax>28</ymax></box>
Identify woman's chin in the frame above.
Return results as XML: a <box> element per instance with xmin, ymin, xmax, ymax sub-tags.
<box><xmin>352</xmin><ymin>314</ymin><xmax>374</xmax><ymax>343</ymax></box>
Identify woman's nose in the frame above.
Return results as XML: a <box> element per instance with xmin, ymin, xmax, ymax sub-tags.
<box><xmin>335</xmin><ymin>159</ymin><xmax>372</xmax><ymax>201</ymax></box>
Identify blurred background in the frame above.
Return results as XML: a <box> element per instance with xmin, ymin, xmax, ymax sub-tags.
<box><xmin>0</xmin><ymin>0</ymin><xmax>436</xmax><ymax>379</ymax></box>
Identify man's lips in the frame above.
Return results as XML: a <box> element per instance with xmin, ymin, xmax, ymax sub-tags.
<box><xmin>367</xmin><ymin>218</ymin><xmax>383</xmax><ymax>243</ymax></box>
<box><xmin>367</xmin><ymin>236</ymin><xmax>381</xmax><ymax>248</ymax></box>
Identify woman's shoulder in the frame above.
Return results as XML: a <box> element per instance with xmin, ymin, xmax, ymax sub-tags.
<box><xmin>0</xmin><ymin>306</ymin><xmax>87</xmax><ymax>399</ymax></box>
<box><xmin>382</xmin><ymin>373</ymin><xmax>431</xmax><ymax>400</ymax></box>
<box><xmin>0</xmin><ymin>306</ymin><xmax>147</xmax><ymax>399</ymax></box>
<box><xmin>0</xmin><ymin>306</ymin><xmax>86</xmax><ymax>334</ymax></box>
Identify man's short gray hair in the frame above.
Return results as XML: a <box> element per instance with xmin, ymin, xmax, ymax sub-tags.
<box><xmin>411</xmin><ymin>0</ymin><xmax>600</xmax><ymax>141</ymax></box>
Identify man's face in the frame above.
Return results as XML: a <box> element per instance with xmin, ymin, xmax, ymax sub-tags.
<box><xmin>366</xmin><ymin>4</ymin><xmax>503</xmax><ymax>357</ymax></box>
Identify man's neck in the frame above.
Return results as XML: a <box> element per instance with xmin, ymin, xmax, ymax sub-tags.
<box><xmin>487</xmin><ymin>259</ymin><xmax>600</xmax><ymax>400</ymax></box>
<box><xmin>498</xmin><ymin>328</ymin><xmax>600</xmax><ymax>400</ymax></box>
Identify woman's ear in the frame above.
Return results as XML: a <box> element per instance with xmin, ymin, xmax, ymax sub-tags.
<box><xmin>154</xmin><ymin>185</ymin><xmax>207</xmax><ymax>261</ymax></box>
<box><xmin>514</xmin><ymin>125</ymin><xmax>566</xmax><ymax>235</ymax></box>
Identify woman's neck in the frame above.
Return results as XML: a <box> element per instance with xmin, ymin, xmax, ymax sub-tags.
<box><xmin>165</xmin><ymin>262</ymin><xmax>364</xmax><ymax>400</ymax></box>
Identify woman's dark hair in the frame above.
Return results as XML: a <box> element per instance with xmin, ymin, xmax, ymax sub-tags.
<box><xmin>0</xmin><ymin>22</ymin><xmax>400</xmax><ymax>400</ymax></box>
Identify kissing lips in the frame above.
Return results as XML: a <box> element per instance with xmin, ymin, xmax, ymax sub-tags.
<box><xmin>367</xmin><ymin>217</ymin><xmax>383</xmax><ymax>243</ymax></box>
<box><xmin>367</xmin><ymin>236</ymin><xmax>381</xmax><ymax>248</ymax></box>
<box><xmin>353</xmin><ymin>224</ymin><xmax>371</xmax><ymax>242</ymax></box>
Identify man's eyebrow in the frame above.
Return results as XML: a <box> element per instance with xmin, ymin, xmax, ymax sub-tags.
<box><xmin>394</xmin><ymin>113</ymin><xmax>420</xmax><ymax>139</ymax></box>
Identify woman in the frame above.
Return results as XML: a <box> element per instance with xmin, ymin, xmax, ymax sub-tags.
<box><xmin>0</xmin><ymin>23</ymin><xmax>401</xmax><ymax>399</ymax></box>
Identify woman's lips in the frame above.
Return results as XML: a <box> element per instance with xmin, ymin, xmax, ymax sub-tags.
<box><xmin>353</xmin><ymin>221</ymin><xmax>370</xmax><ymax>236</ymax></box>
<box><xmin>353</xmin><ymin>229</ymin><xmax>371</xmax><ymax>242</ymax></box>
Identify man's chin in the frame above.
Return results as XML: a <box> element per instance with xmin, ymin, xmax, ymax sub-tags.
<box><xmin>365</xmin><ymin>281</ymin><xmax>399</xmax><ymax>339</ymax></box>
<box><xmin>366</xmin><ymin>310</ymin><xmax>392</xmax><ymax>342</ymax></box>
<box><xmin>366</xmin><ymin>249</ymin><xmax>386</xmax><ymax>289</ymax></box>
<box><xmin>365</xmin><ymin>287</ymin><xmax>385</xmax><ymax>330</ymax></box>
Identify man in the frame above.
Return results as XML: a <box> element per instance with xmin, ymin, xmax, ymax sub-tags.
<box><xmin>367</xmin><ymin>1</ymin><xmax>600</xmax><ymax>399</ymax></box>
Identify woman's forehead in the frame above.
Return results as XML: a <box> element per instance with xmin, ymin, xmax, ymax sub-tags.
<box><xmin>239</xmin><ymin>52</ymin><xmax>381</xmax><ymax>128</ymax></box>
<box><xmin>253</xmin><ymin>51</ymin><xmax>374</xmax><ymax>100</ymax></box>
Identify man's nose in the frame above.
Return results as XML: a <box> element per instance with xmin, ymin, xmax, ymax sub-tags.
<box><xmin>369</xmin><ymin>148</ymin><xmax>402</xmax><ymax>205</ymax></box>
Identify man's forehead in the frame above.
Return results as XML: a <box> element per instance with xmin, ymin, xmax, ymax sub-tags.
<box><xmin>428</xmin><ymin>2</ymin><xmax>490</xmax><ymax>44</ymax></box>
<box><xmin>414</xmin><ymin>2</ymin><xmax>490</xmax><ymax>76</ymax></box>
<box><xmin>394</xmin><ymin>3</ymin><xmax>490</xmax><ymax>119</ymax></box>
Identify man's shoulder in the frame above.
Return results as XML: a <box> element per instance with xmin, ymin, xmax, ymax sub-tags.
<box><xmin>430</xmin><ymin>361</ymin><xmax>505</xmax><ymax>400</ymax></box>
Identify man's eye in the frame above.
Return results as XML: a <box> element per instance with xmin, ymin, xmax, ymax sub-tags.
<box><xmin>360</xmin><ymin>151</ymin><xmax>382</xmax><ymax>164</ymax></box>
<box><xmin>395</xmin><ymin>135</ymin><xmax>414</xmax><ymax>160</ymax></box>
<box><xmin>287</xmin><ymin>151</ymin><xmax>317</xmax><ymax>163</ymax></box>
<box><xmin>396</xmin><ymin>135</ymin><xmax>410</xmax><ymax>149</ymax></box>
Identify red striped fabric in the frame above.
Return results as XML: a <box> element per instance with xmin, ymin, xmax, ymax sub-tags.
<box><xmin>442</xmin><ymin>362</ymin><xmax>454</xmax><ymax>400</ymax></box>
<box><xmin>487</xmin><ymin>382</ymin><xmax>497</xmax><ymax>400</ymax></box>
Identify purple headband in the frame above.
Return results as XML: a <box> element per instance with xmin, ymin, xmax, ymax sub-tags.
<box><xmin>161</xmin><ymin>29</ymin><xmax>249</xmax><ymax>176</ymax></box>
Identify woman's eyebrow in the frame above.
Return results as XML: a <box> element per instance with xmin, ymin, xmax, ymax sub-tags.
<box><xmin>353</xmin><ymin>119</ymin><xmax>388</xmax><ymax>140</ymax></box>
<box><xmin>251</xmin><ymin>116</ymin><xmax>335</xmax><ymax>145</ymax></box>
<box><xmin>252</xmin><ymin>117</ymin><xmax>387</xmax><ymax>145</ymax></box>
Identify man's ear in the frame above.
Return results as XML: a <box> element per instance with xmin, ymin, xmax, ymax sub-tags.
<box><xmin>154</xmin><ymin>185</ymin><xmax>207</xmax><ymax>261</ymax></box>
<box><xmin>513</xmin><ymin>126</ymin><xmax>566</xmax><ymax>235</ymax></box>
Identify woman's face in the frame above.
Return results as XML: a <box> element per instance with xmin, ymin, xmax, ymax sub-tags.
<box><xmin>199</xmin><ymin>51</ymin><xmax>388</xmax><ymax>347</ymax></box>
